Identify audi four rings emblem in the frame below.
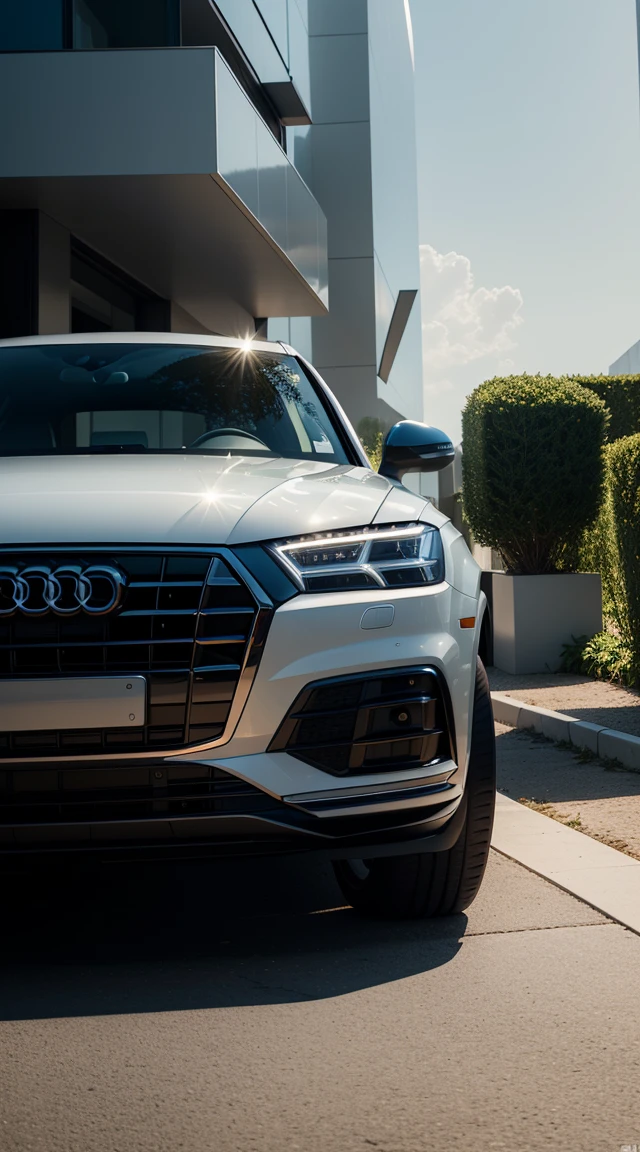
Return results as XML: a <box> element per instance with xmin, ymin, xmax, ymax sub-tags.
<box><xmin>0</xmin><ymin>565</ymin><xmax>125</xmax><ymax>617</ymax></box>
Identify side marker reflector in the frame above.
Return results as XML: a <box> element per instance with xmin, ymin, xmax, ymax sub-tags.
<box><xmin>459</xmin><ymin>617</ymin><xmax>476</xmax><ymax>629</ymax></box>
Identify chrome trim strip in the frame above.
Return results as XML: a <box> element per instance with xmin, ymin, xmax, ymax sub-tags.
<box><xmin>283</xmin><ymin>760</ymin><xmax>457</xmax><ymax>804</ymax></box>
<box><xmin>285</xmin><ymin>779</ymin><xmax>459</xmax><ymax>819</ymax></box>
<box><xmin>0</xmin><ymin>545</ymin><xmax>274</xmax><ymax>765</ymax></box>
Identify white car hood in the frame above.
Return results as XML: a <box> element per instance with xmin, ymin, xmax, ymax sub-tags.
<box><xmin>0</xmin><ymin>454</ymin><xmax>432</xmax><ymax>546</ymax></box>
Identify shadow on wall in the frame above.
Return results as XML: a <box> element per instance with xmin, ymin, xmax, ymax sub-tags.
<box><xmin>0</xmin><ymin>854</ymin><xmax>466</xmax><ymax>1020</ymax></box>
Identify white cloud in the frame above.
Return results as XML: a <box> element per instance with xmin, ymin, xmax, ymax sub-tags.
<box><xmin>420</xmin><ymin>244</ymin><xmax>524</xmax><ymax>440</ymax></box>
<box><xmin>421</xmin><ymin>244</ymin><xmax>523</xmax><ymax>371</ymax></box>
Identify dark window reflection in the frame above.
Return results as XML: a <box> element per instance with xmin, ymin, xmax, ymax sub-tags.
<box><xmin>0</xmin><ymin>344</ymin><xmax>348</xmax><ymax>462</ymax></box>
<box><xmin>72</xmin><ymin>0</ymin><xmax>179</xmax><ymax>48</ymax></box>
<box><xmin>0</xmin><ymin>2</ymin><xmax>64</xmax><ymax>51</ymax></box>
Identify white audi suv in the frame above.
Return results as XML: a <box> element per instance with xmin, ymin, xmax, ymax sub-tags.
<box><xmin>0</xmin><ymin>333</ymin><xmax>495</xmax><ymax>918</ymax></box>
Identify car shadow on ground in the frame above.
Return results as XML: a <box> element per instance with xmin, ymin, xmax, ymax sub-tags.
<box><xmin>497</xmin><ymin>726</ymin><xmax>640</xmax><ymax>804</ymax></box>
<box><xmin>0</xmin><ymin>853</ymin><xmax>466</xmax><ymax>1021</ymax></box>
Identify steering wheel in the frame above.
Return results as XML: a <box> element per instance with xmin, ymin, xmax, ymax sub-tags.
<box><xmin>189</xmin><ymin>427</ymin><xmax>270</xmax><ymax>450</ymax></box>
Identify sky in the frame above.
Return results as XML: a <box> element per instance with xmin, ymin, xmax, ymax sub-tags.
<box><xmin>410</xmin><ymin>0</ymin><xmax>640</xmax><ymax>442</ymax></box>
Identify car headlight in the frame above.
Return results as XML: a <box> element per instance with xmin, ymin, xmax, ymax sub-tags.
<box><xmin>269</xmin><ymin>523</ymin><xmax>445</xmax><ymax>592</ymax></box>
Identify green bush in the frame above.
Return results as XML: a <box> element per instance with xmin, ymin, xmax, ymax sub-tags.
<box><xmin>462</xmin><ymin>374</ymin><xmax>609</xmax><ymax>574</ymax></box>
<box><xmin>570</xmin><ymin>438</ymin><xmax>640</xmax><ymax>687</ymax></box>
<box><xmin>560</xmin><ymin>631</ymin><xmax>634</xmax><ymax>685</ymax></box>
<box><xmin>569</xmin><ymin>375</ymin><xmax>640</xmax><ymax>442</ymax></box>
<box><xmin>606</xmin><ymin>433</ymin><xmax>640</xmax><ymax>675</ymax></box>
<box><xmin>579</xmin><ymin>460</ymin><xmax>627</xmax><ymax>636</ymax></box>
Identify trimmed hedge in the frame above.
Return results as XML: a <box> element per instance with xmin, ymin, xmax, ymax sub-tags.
<box><xmin>606</xmin><ymin>434</ymin><xmax>640</xmax><ymax>673</ymax></box>
<box><xmin>462</xmin><ymin>374</ymin><xmax>609</xmax><ymax>574</ymax></box>
<box><xmin>579</xmin><ymin>472</ymin><xmax>625</xmax><ymax>632</ymax></box>
<box><xmin>569</xmin><ymin>375</ymin><xmax>640</xmax><ymax>442</ymax></box>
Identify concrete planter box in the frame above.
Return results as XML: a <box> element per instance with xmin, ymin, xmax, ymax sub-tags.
<box><xmin>491</xmin><ymin>573</ymin><xmax>602</xmax><ymax>674</ymax></box>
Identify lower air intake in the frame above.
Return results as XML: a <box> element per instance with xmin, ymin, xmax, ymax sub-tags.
<box><xmin>269</xmin><ymin>667</ymin><xmax>455</xmax><ymax>777</ymax></box>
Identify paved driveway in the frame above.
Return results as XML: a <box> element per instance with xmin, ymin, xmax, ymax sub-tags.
<box><xmin>2</xmin><ymin>840</ymin><xmax>639</xmax><ymax>1152</ymax></box>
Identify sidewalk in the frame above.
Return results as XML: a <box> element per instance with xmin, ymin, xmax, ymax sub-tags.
<box><xmin>491</xmin><ymin>669</ymin><xmax>640</xmax><ymax>930</ymax></box>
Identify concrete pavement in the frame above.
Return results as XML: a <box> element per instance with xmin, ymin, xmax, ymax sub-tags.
<box><xmin>2</xmin><ymin>841</ymin><xmax>640</xmax><ymax>1152</ymax></box>
<box><xmin>4</xmin><ymin>722</ymin><xmax>640</xmax><ymax>1151</ymax></box>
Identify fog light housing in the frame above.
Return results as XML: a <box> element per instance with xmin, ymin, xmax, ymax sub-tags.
<box><xmin>269</xmin><ymin>667</ymin><xmax>455</xmax><ymax>777</ymax></box>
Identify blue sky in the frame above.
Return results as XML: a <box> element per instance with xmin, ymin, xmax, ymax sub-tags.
<box><xmin>410</xmin><ymin>0</ymin><xmax>640</xmax><ymax>440</ymax></box>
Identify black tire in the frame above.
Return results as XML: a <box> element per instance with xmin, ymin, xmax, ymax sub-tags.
<box><xmin>333</xmin><ymin>657</ymin><xmax>496</xmax><ymax>919</ymax></box>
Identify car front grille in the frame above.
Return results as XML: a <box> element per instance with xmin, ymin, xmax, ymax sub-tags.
<box><xmin>269</xmin><ymin>666</ymin><xmax>455</xmax><ymax>777</ymax></box>
<box><xmin>0</xmin><ymin>550</ymin><xmax>267</xmax><ymax>758</ymax></box>
<box><xmin>0</xmin><ymin>761</ymin><xmax>275</xmax><ymax>832</ymax></box>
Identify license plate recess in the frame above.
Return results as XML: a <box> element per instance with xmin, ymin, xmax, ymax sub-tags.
<box><xmin>0</xmin><ymin>677</ymin><xmax>147</xmax><ymax>732</ymax></box>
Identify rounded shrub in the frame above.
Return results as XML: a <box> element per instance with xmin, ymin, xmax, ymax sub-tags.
<box><xmin>569</xmin><ymin>375</ymin><xmax>640</xmax><ymax>442</ymax></box>
<box><xmin>462</xmin><ymin>374</ymin><xmax>609</xmax><ymax>574</ymax></box>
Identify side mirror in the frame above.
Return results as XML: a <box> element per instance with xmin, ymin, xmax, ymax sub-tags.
<box><xmin>379</xmin><ymin>421</ymin><xmax>455</xmax><ymax>483</ymax></box>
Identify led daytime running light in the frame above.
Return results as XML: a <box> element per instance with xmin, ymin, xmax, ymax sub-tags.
<box><xmin>269</xmin><ymin>523</ymin><xmax>445</xmax><ymax>593</ymax></box>
<box><xmin>278</xmin><ymin>524</ymin><xmax>424</xmax><ymax>555</ymax></box>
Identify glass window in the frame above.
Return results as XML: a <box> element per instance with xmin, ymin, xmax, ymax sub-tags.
<box><xmin>72</xmin><ymin>0</ymin><xmax>179</xmax><ymax>49</ymax></box>
<box><xmin>254</xmin><ymin>0</ymin><xmax>289</xmax><ymax>65</ymax></box>
<box><xmin>0</xmin><ymin>343</ymin><xmax>349</xmax><ymax>462</ymax></box>
<box><xmin>0</xmin><ymin>2</ymin><xmax>64</xmax><ymax>51</ymax></box>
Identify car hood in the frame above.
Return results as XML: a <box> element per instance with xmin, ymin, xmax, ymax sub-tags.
<box><xmin>0</xmin><ymin>454</ymin><xmax>432</xmax><ymax>546</ymax></box>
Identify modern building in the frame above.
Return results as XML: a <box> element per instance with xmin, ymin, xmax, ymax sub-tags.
<box><xmin>270</xmin><ymin>0</ymin><xmax>424</xmax><ymax>433</ymax></box>
<box><xmin>0</xmin><ymin>0</ymin><xmax>423</xmax><ymax>433</ymax></box>
<box><xmin>609</xmin><ymin>340</ymin><xmax>640</xmax><ymax>375</ymax></box>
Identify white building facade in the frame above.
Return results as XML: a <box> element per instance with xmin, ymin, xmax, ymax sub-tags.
<box><xmin>270</xmin><ymin>0</ymin><xmax>424</xmax><ymax>431</ymax></box>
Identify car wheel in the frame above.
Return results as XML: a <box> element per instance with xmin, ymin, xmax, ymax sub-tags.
<box><xmin>333</xmin><ymin>657</ymin><xmax>496</xmax><ymax>919</ymax></box>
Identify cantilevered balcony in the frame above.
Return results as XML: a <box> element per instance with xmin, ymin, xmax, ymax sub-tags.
<box><xmin>0</xmin><ymin>47</ymin><xmax>328</xmax><ymax>326</ymax></box>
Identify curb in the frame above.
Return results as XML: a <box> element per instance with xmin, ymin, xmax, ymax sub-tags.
<box><xmin>491</xmin><ymin>691</ymin><xmax>640</xmax><ymax>770</ymax></box>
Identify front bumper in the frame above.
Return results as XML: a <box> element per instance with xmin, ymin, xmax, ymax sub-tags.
<box><xmin>0</xmin><ymin>753</ymin><xmax>466</xmax><ymax>861</ymax></box>
<box><xmin>0</xmin><ymin>578</ymin><xmax>480</xmax><ymax>859</ymax></box>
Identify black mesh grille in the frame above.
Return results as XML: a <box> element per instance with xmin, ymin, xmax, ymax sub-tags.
<box><xmin>0</xmin><ymin>551</ymin><xmax>261</xmax><ymax>757</ymax></box>
<box><xmin>269</xmin><ymin>667</ymin><xmax>454</xmax><ymax>777</ymax></box>
<box><xmin>0</xmin><ymin>762</ymin><xmax>274</xmax><ymax>829</ymax></box>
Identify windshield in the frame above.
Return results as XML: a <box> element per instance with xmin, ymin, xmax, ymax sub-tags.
<box><xmin>0</xmin><ymin>343</ymin><xmax>350</xmax><ymax>462</ymax></box>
